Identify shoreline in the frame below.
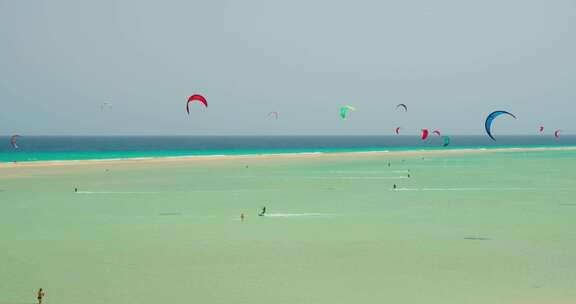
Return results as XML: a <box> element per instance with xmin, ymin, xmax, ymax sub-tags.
<box><xmin>1</xmin><ymin>146</ymin><xmax>575</xmax><ymax>168</ymax></box>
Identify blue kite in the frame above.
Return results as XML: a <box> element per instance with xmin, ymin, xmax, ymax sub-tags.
<box><xmin>485</xmin><ymin>110</ymin><xmax>516</xmax><ymax>141</ymax></box>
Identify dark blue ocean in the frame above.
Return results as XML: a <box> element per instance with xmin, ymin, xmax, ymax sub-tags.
<box><xmin>0</xmin><ymin>136</ymin><xmax>575</xmax><ymax>163</ymax></box>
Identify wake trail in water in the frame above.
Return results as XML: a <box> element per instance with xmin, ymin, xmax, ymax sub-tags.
<box><xmin>76</xmin><ymin>191</ymin><xmax>160</xmax><ymax>194</ymax></box>
<box><xmin>393</xmin><ymin>187</ymin><xmax>573</xmax><ymax>191</ymax></box>
<box><xmin>295</xmin><ymin>176</ymin><xmax>409</xmax><ymax>180</ymax></box>
<box><xmin>263</xmin><ymin>213</ymin><xmax>335</xmax><ymax>218</ymax></box>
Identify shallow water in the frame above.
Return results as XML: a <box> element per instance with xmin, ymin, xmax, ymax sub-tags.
<box><xmin>1</xmin><ymin>149</ymin><xmax>576</xmax><ymax>303</ymax></box>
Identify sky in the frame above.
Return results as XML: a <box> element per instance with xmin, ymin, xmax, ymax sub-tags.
<box><xmin>1</xmin><ymin>0</ymin><xmax>575</xmax><ymax>135</ymax></box>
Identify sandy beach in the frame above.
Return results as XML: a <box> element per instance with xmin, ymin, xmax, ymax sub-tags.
<box><xmin>2</xmin><ymin>146</ymin><xmax>575</xmax><ymax>168</ymax></box>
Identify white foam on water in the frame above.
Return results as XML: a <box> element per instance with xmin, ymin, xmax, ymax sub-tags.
<box><xmin>299</xmin><ymin>176</ymin><xmax>409</xmax><ymax>180</ymax></box>
<box><xmin>187</xmin><ymin>189</ymin><xmax>279</xmax><ymax>193</ymax></box>
<box><xmin>263</xmin><ymin>213</ymin><xmax>335</xmax><ymax>218</ymax></box>
<box><xmin>158</xmin><ymin>212</ymin><xmax>181</xmax><ymax>216</ymax></box>
<box><xmin>328</xmin><ymin>170</ymin><xmax>404</xmax><ymax>174</ymax></box>
<box><xmin>76</xmin><ymin>191</ymin><xmax>160</xmax><ymax>194</ymax></box>
<box><xmin>235</xmin><ymin>175</ymin><xmax>408</xmax><ymax>179</ymax></box>
<box><xmin>393</xmin><ymin>187</ymin><xmax>572</xmax><ymax>191</ymax></box>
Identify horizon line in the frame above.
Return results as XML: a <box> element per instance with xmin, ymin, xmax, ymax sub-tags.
<box><xmin>0</xmin><ymin>134</ymin><xmax>572</xmax><ymax>137</ymax></box>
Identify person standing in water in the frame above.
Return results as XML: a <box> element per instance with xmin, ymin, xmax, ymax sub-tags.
<box><xmin>37</xmin><ymin>288</ymin><xmax>45</xmax><ymax>304</ymax></box>
<box><xmin>240</xmin><ymin>213</ymin><xmax>245</xmax><ymax>221</ymax></box>
<box><xmin>259</xmin><ymin>206</ymin><xmax>267</xmax><ymax>216</ymax></box>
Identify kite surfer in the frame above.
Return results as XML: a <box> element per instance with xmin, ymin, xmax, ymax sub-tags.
<box><xmin>37</xmin><ymin>288</ymin><xmax>45</xmax><ymax>304</ymax></box>
<box><xmin>393</xmin><ymin>184</ymin><xmax>397</xmax><ymax>190</ymax></box>
<box><xmin>241</xmin><ymin>213</ymin><xmax>245</xmax><ymax>221</ymax></box>
<box><xmin>74</xmin><ymin>188</ymin><xmax>77</xmax><ymax>193</ymax></box>
<box><xmin>259</xmin><ymin>206</ymin><xmax>267</xmax><ymax>216</ymax></box>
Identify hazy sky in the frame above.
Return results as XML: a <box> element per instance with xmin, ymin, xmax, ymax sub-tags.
<box><xmin>1</xmin><ymin>0</ymin><xmax>575</xmax><ymax>135</ymax></box>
